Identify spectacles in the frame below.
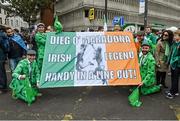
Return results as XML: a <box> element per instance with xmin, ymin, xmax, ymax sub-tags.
<box><xmin>163</xmin><ymin>34</ymin><xmax>169</xmax><ymax>37</ymax></box>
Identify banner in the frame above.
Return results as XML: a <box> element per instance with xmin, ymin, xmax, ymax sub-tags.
<box><xmin>39</xmin><ymin>32</ymin><xmax>141</xmax><ymax>88</ymax></box>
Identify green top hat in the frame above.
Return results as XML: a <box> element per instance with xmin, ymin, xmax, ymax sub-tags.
<box><xmin>141</xmin><ymin>40</ymin><xmax>150</xmax><ymax>47</ymax></box>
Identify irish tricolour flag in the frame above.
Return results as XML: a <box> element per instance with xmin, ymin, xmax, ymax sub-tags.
<box><xmin>39</xmin><ymin>32</ymin><xmax>141</xmax><ymax>88</ymax></box>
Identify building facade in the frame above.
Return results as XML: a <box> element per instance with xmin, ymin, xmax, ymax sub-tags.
<box><xmin>55</xmin><ymin>0</ymin><xmax>180</xmax><ymax>32</ymax></box>
<box><xmin>0</xmin><ymin>7</ymin><xmax>29</xmax><ymax>31</ymax></box>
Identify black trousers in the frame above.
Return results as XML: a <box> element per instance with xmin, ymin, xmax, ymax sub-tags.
<box><xmin>170</xmin><ymin>67</ymin><xmax>180</xmax><ymax>94</ymax></box>
<box><xmin>0</xmin><ymin>61</ymin><xmax>7</xmax><ymax>89</ymax></box>
<box><xmin>156</xmin><ymin>71</ymin><xmax>166</xmax><ymax>85</ymax></box>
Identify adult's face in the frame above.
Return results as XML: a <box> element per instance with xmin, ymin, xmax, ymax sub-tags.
<box><xmin>137</xmin><ymin>35</ymin><xmax>144</xmax><ymax>42</ymax></box>
<box><xmin>162</xmin><ymin>32</ymin><xmax>169</xmax><ymax>41</ymax></box>
<box><xmin>142</xmin><ymin>45</ymin><xmax>150</xmax><ymax>55</ymax></box>
<box><xmin>6</xmin><ymin>28</ymin><xmax>14</xmax><ymax>37</ymax></box>
<box><xmin>145</xmin><ymin>27</ymin><xmax>151</xmax><ymax>35</ymax></box>
<box><xmin>27</xmin><ymin>54</ymin><xmax>36</xmax><ymax>63</ymax></box>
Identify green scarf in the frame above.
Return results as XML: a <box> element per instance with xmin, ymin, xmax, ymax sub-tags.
<box><xmin>165</xmin><ymin>42</ymin><xmax>170</xmax><ymax>56</ymax></box>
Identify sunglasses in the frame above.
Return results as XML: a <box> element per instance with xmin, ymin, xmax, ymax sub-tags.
<box><xmin>163</xmin><ymin>34</ymin><xmax>169</xmax><ymax>37</ymax></box>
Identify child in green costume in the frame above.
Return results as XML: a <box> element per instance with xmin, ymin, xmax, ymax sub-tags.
<box><xmin>9</xmin><ymin>50</ymin><xmax>41</xmax><ymax>105</ymax></box>
<box><xmin>35</xmin><ymin>23</ymin><xmax>46</xmax><ymax>72</ymax></box>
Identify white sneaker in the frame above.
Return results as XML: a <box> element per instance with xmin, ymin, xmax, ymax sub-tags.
<box><xmin>175</xmin><ymin>93</ymin><xmax>179</xmax><ymax>96</ymax></box>
<box><xmin>166</xmin><ymin>93</ymin><xmax>174</xmax><ymax>99</ymax></box>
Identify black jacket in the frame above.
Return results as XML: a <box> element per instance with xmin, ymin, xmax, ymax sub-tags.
<box><xmin>0</xmin><ymin>31</ymin><xmax>8</xmax><ymax>61</ymax></box>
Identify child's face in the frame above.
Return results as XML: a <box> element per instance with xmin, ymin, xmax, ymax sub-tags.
<box><xmin>174</xmin><ymin>33</ymin><xmax>180</xmax><ymax>42</ymax></box>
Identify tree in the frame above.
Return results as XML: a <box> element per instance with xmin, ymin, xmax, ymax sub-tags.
<box><xmin>36</xmin><ymin>0</ymin><xmax>55</xmax><ymax>26</ymax></box>
<box><xmin>0</xmin><ymin>0</ymin><xmax>39</xmax><ymax>26</ymax></box>
<box><xmin>0</xmin><ymin>0</ymin><xmax>56</xmax><ymax>26</ymax></box>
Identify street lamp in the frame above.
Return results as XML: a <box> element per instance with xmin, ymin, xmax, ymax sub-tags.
<box><xmin>144</xmin><ymin>0</ymin><xmax>148</xmax><ymax>28</ymax></box>
<box><xmin>105</xmin><ymin>0</ymin><xmax>107</xmax><ymax>23</ymax></box>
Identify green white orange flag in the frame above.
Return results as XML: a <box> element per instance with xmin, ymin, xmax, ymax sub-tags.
<box><xmin>103</xmin><ymin>14</ymin><xmax>108</xmax><ymax>32</ymax></box>
<box><xmin>39</xmin><ymin>32</ymin><xmax>141</xmax><ymax>88</ymax></box>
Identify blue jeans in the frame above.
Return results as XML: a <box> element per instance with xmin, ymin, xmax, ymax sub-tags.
<box><xmin>9</xmin><ymin>57</ymin><xmax>22</xmax><ymax>71</ymax></box>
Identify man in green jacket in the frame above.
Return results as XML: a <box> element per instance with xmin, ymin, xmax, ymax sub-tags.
<box><xmin>144</xmin><ymin>26</ymin><xmax>157</xmax><ymax>45</ymax></box>
<box><xmin>139</xmin><ymin>41</ymin><xmax>160</xmax><ymax>95</ymax></box>
<box><xmin>9</xmin><ymin>50</ymin><xmax>41</xmax><ymax>105</ymax></box>
<box><xmin>144</xmin><ymin>26</ymin><xmax>157</xmax><ymax>55</ymax></box>
<box><xmin>35</xmin><ymin>23</ymin><xmax>46</xmax><ymax>72</ymax></box>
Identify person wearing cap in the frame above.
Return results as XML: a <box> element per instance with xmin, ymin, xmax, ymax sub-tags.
<box><xmin>35</xmin><ymin>23</ymin><xmax>46</xmax><ymax>72</ymax></box>
<box><xmin>138</xmin><ymin>41</ymin><xmax>161</xmax><ymax>95</ymax></box>
<box><xmin>9</xmin><ymin>50</ymin><xmax>41</xmax><ymax>105</ymax></box>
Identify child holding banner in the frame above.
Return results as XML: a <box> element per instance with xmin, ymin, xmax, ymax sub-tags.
<box><xmin>9</xmin><ymin>50</ymin><xmax>41</xmax><ymax>105</ymax></box>
<box><xmin>35</xmin><ymin>23</ymin><xmax>46</xmax><ymax>72</ymax></box>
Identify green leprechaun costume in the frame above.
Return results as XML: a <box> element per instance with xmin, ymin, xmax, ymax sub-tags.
<box><xmin>129</xmin><ymin>41</ymin><xmax>160</xmax><ymax>107</ymax></box>
<box><xmin>9</xmin><ymin>50</ymin><xmax>40</xmax><ymax>105</ymax></box>
<box><xmin>139</xmin><ymin>41</ymin><xmax>161</xmax><ymax>95</ymax></box>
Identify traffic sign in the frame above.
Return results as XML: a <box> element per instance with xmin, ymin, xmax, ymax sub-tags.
<box><xmin>120</xmin><ymin>16</ymin><xmax>124</xmax><ymax>27</ymax></box>
<box><xmin>89</xmin><ymin>8</ymin><xmax>95</xmax><ymax>20</ymax></box>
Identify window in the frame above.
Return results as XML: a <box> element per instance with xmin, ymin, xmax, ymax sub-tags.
<box><xmin>84</xmin><ymin>9</ymin><xmax>89</xmax><ymax>18</ymax></box>
<box><xmin>0</xmin><ymin>17</ymin><xmax>2</xmax><ymax>24</ymax></box>
<box><xmin>5</xmin><ymin>18</ymin><xmax>9</xmax><ymax>25</ymax></box>
<box><xmin>11</xmin><ymin>20</ymin><xmax>13</xmax><ymax>26</ymax></box>
<box><xmin>4</xmin><ymin>10</ymin><xmax>6</xmax><ymax>15</ymax></box>
<box><xmin>15</xmin><ymin>20</ymin><xmax>18</xmax><ymax>27</ymax></box>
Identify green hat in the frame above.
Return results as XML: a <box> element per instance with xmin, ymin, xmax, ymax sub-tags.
<box><xmin>141</xmin><ymin>40</ymin><xmax>150</xmax><ymax>47</ymax></box>
<box><xmin>27</xmin><ymin>50</ymin><xmax>36</xmax><ymax>55</ymax></box>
